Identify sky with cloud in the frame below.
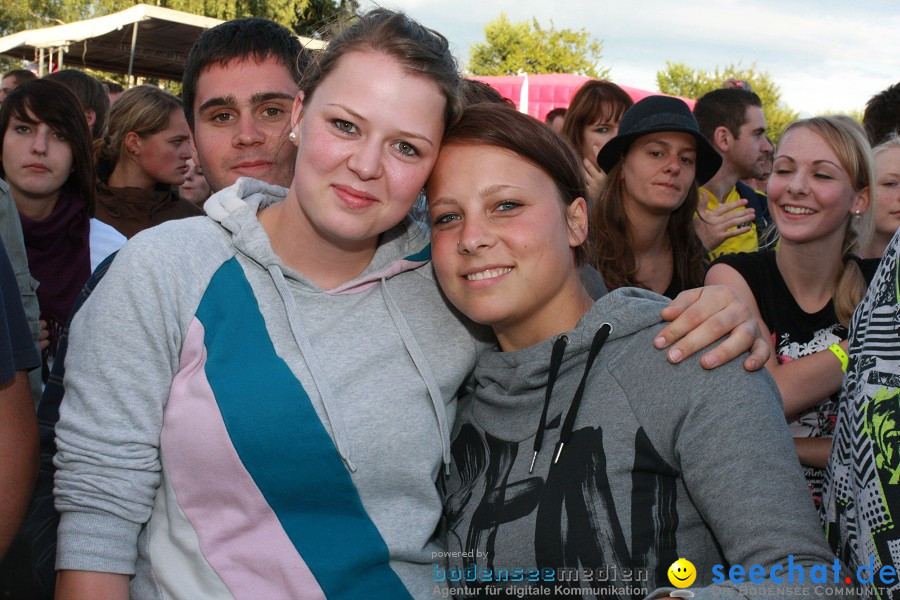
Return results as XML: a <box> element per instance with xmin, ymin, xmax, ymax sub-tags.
<box><xmin>363</xmin><ymin>0</ymin><xmax>899</xmax><ymax>117</ymax></box>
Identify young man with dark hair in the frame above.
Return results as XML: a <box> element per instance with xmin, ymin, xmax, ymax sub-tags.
<box><xmin>3</xmin><ymin>19</ymin><xmax>311</xmax><ymax>598</ymax></box>
<box><xmin>693</xmin><ymin>88</ymin><xmax>772</xmax><ymax>258</ymax></box>
<box><xmin>44</xmin><ymin>69</ymin><xmax>110</xmax><ymax>141</ymax></box>
<box><xmin>0</xmin><ymin>69</ymin><xmax>36</xmax><ymax>104</ymax></box>
<box><xmin>862</xmin><ymin>80</ymin><xmax>900</xmax><ymax>147</ymax></box>
<box><xmin>183</xmin><ymin>17</ymin><xmax>309</xmax><ymax>191</ymax></box>
<box><xmin>544</xmin><ymin>107</ymin><xmax>566</xmax><ymax>133</ymax></box>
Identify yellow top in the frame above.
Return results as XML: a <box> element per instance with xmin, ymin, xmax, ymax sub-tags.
<box><xmin>698</xmin><ymin>186</ymin><xmax>759</xmax><ymax>260</ymax></box>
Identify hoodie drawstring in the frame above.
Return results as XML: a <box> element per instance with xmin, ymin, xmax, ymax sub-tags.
<box><xmin>267</xmin><ymin>265</ymin><xmax>357</xmax><ymax>472</ymax></box>
<box><xmin>553</xmin><ymin>323</ymin><xmax>612</xmax><ymax>465</ymax></box>
<box><xmin>381</xmin><ymin>279</ymin><xmax>453</xmax><ymax>475</ymax></box>
<box><xmin>530</xmin><ymin>335</ymin><xmax>568</xmax><ymax>474</ymax></box>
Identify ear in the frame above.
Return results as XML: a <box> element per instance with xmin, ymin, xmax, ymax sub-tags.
<box><xmin>566</xmin><ymin>196</ymin><xmax>589</xmax><ymax>248</ymax></box>
<box><xmin>189</xmin><ymin>130</ymin><xmax>199</xmax><ymax>161</ymax></box>
<box><xmin>290</xmin><ymin>91</ymin><xmax>304</xmax><ymax>140</ymax></box>
<box><xmin>713</xmin><ymin>125</ymin><xmax>731</xmax><ymax>153</ymax></box>
<box><xmin>124</xmin><ymin>131</ymin><xmax>142</xmax><ymax>156</ymax></box>
<box><xmin>84</xmin><ymin>108</ymin><xmax>97</xmax><ymax>131</ymax></box>
<box><xmin>851</xmin><ymin>186</ymin><xmax>870</xmax><ymax>216</ymax></box>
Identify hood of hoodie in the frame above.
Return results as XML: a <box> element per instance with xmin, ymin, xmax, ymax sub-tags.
<box><xmin>203</xmin><ymin>177</ymin><xmax>432</xmax><ymax>294</ymax></box>
<box><xmin>470</xmin><ymin>286</ymin><xmax>669</xmax><ymax>442</ymax></box>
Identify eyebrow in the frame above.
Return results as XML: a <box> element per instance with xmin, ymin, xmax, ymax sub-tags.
<box><xmin>643</xmin><ymin>138</ymin><xmax>696</xmax><ymax>152</ymax></box>
<box><xmin>328</xmin><ymin>103</ymin><xmax>436</xmax><ymax>148</ymax></box>
<box><xmin>429</xmin><ymin>183</ymin><xmax>521</xmax><ymax>208</ymax></box>
<box><xmin>775</xmin><ymin>156</ymin><xmax>842</xmax><ymax>169</ymax></box>
<box><xmin>251</xmin><ymin>92</ymin><xmax>294</xmax><ymax>104</ymax></box>
<box><xmin>198</xmin><ymin>95</ymin><xmax>236</xmax><ymax>113</ymax></box>
<box><xmin>198</xmin><ymin>91</ymin><xmax>294</xmax><ymax>114</ymax></box>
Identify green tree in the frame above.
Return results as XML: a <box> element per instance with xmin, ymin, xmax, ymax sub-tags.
<box><xmin>656</xmin><ymin>61</ymin><xmax>799</xmax><ymax>141</ymax></box>
<box><xmin>468</xmin><ymin>13</ymin><xmax>607</xmax><ymax>78</ymax></box>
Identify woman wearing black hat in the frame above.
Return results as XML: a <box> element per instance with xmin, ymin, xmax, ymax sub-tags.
<box><xmin>592</xmin><ymin>95</ymin><xmax>722</xmax><ymax>297</ymax></box>
<box><xmin>429</xmin><ymin>103</ymin><xmax>837</xmax><ymax>599</ymax></box>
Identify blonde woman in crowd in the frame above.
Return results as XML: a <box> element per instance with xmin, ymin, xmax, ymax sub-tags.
<box><xmin>706</xmin><ymin>116</ymin><xmax>877</xmax><ymax>509</ymax></box>
<box><xmin>93</xmin><ymin>85</ymin><xmax>201</xmax><ymax>238</ymax></box>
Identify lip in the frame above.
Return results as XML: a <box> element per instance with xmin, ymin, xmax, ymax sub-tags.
<box><xmin>22</xmin><ymin>163</ymin><xmax>49</xmax><ymax>172</ymax></box>
<box><xmin>332</xmin><ymin>184</ymin><xmax>379</xmax><ymax>208</ymax></box>
<box><xmin>230</xmin><ymin>160</ymin><xmax>273</xmax><ymax>175</ymax></box>
<box><xmin>460</xmin><ymin>265</ymin><xmax>513</xmax><ymax>287</ymax></box>
<box><xmin>778</xmin><ymin>204</ymin><xmax>817</xmax><ymax>218</ymax></box>
<box><xmin>654</xmin><ymin>181</ymin><xmax>681</xmax><ymax>192</ymax></box>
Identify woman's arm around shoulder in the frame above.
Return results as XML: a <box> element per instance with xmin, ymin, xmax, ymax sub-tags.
<box><xmin>705</xmin><ymin>263</ymin><xmax>845</xmax><ymax>419</ymax></box>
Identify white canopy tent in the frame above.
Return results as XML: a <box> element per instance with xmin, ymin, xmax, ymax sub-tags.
<box><xmin>0</xmin><ymin>4</ymin><xmax>325</xmax><ymax>81</ymax></box>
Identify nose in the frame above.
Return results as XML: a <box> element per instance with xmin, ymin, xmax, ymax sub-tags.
<box><xmin>31</xmin><ymin>129</ymin><xmax>49</xmax><ymax>155</ymax></box>
<box><xmin>178</xmin><ymin>144</ymin><xmax>193</xmax><ymax>161</ymax></box>
<box><xmin>347</xmin><ymin>139</ymin><xmax>384</xmax><ymax>180</ymax></box>
<box><xmin>234</xmin><ymin>116</ymin><xmax>265</xmax><ymax>147</ymax></box>
<box><xmin>457</xmin><ymin>213</ymin><xmax>495</xmax><ymax>255</ymax></box>
<box><xmin>662</xmin><ymin>155</ymin><xmax>682</xmax><ymax>174</ymax></box>
<box><xmin>786</xmin><ymin>170</ymin><xmax>809</xmax><ymax>196</ymax></box>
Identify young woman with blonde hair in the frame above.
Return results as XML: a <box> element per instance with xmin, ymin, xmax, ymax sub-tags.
<box><xmin>706</xmin><ymin>115</ymin><xmax>877</xmax><ymax>508</ymax></box>
<box><xmin>860</xmin><ymin>133</ymin><xmax>900</xmax><ymax>258</ymax></box>
<box><xmin>93</xmin><ymin>85</ymin><xmax>201</xmax><ymax>238</ymax></box>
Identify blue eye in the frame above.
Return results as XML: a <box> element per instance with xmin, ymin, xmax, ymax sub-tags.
<box><xmin>497</xmin><ymin>201</ymin><xmax>521</xmax><ymax>211</ymax></box>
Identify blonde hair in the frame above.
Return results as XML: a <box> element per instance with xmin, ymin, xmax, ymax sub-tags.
<box><xmin>873</xmin><ymin>132</ymin><xmax>900</xmax><ymax>157</ymax></box>
<box><xmin>95</xmin><ymin>85</ymin><xmax>182</xmax><ymax>170</ymax></box>
<box><xmin>780</xmin><ymin>116</ymin><xmax>875</xmax><ymax>326</ymax></box>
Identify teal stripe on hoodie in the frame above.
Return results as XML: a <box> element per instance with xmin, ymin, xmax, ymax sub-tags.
<box><xmin>196</xmin><ymin>258</ymin><xmax>412</xmax><ymax>599</ymax></box>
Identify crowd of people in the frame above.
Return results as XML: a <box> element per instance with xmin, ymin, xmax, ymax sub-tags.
<box><xmin>0</xmin><ymin>7</ymin><xmax>897</xmax><ymax>600</ymax></box>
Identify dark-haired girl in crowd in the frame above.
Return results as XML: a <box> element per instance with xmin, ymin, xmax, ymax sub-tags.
<box><xmin>94</xmin><ymin>85</ymin><xmax>201</xmax><ymax>238</ymax></box>
<box><xmin>431</xmin><ymin>102</ymin><xmax>837</xmax><ymax>598</ymax></box>
<box><xmin>592</xmin><ymin>95</ymin><xmax>713</xmax><ymax>298</ymax></box>
<box><xmin>0</xmin><ymin>79</ymin><xmax>124</xmax><ymax>358</ymax></box>
<box><xmin>707</xmin><ymin>116</ymin><xmax>876</xmax><ymax>508</ymax></box>
<box><xmin>561</xmin><ymin>79</ymin><xmax>633</xmax><ymax>202</ymax></box>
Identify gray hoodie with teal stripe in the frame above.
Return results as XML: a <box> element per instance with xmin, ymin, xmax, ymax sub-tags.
<box><xmin>54</xmin><ymin>178</ymin><xmax>493</xmax><ymax>599</ymax></box>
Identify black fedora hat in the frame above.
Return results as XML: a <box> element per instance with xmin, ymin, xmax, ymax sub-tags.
<box><xmin>596</xmin><ymin>95</ymin><xmax>722</xmax><ymax>185</ymax></box>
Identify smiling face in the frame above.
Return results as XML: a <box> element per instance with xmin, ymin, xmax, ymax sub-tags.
<box><xmin>620</xmin><ymin>131</ymin><xmax>697</xmax><ymax>217</ymax></box>
<box><xmin>134</xmin><ymin>109</ymin><xmax>192</xmax><ymax>186</ymax></box>
<box><xmin>191</xmin><ymin>56</ymin><xmax>298</xmax><ymax>191</ymax></box>
<box><xmin>284</xmin><ymin>50</ymin><xmax>446</xmax><ymax>251</ymax></box>
<box><xmin>667</xmin><ymin>558</ymin><xmax>697</xmax><ymax>588</ymax></box>
<box><xmin>873</xmin><ymin>146</ymin><xmax>900</xmax><ymax>242</ymax></box>
<box><xmin>1</xmin><ymin>108</ymin><xmax>73</xmax><ymax>212</ymax></box>
<box><xmin>427</xmin><ymin>143</ymin><xmax>589</xmax><ymax>351</ymax></box>
<box><xmin>768</xmin><ymin>127</ymin><xmax>866</xmax><ymax>246</ymax></box>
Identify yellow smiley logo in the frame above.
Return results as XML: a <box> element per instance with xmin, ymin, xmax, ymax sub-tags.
<box><xmin>667</xmin><ymin>558</ymin><xmax>697</xmax><ymax>588</ymax></box>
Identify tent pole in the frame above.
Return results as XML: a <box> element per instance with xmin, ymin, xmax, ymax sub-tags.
<box><xmin>38</xmin><ymin>48</ymin><xmax>44</xmax><ymax>76</ymax></box>
<box><xmin>58</xmin><ymin>47</ymin><xmax>64</xmax><ymax>70</ymax></box>
<box><xmin>127</xmin><ymin>21</ymin><xmax>139</xmax><ymax>86</ymax></box>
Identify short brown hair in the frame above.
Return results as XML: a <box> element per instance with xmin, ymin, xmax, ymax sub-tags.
<box><xmin>438</xmin><ymin>103</ymin><xmax>592</xmax><ymax>265</ymax></box>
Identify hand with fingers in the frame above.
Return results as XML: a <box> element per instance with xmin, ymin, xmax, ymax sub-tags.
<box><xmin>693</xmin><ymin>198</ymin><xmax>755</xmax><ymax>252</ymax></box>
<box><xmin>655</xmin><ymin>284</ymin><xmax>770</xmax><ymax>372</ymax></box>
<box><xmin>583</xmin><ymin>145</ymin><xmax>605</xmax><ymax>202</ymax></box>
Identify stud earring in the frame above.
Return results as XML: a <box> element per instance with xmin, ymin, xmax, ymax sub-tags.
<box><xmin>288</xmin><ymin>131</ymin><xmax>297</xmax><ymax>143</ymax></box>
